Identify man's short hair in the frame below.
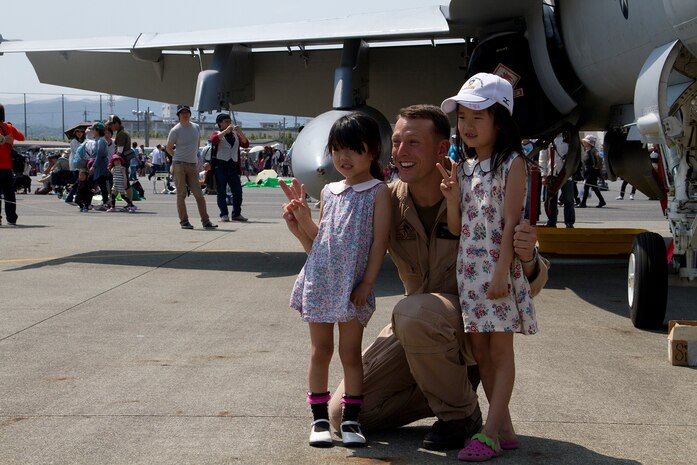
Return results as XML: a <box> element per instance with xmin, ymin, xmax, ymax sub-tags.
<box><xmin>107</xmin><ymin>114</ymin><xmax>121</xmax><ymax>126</ymax></box>
<box><xmin>216</xmin><ymin>113</ymin><xmax>231</xmax><ymax>125</ymax></box>
<box><xmin>398</xmin><ymin>104</ymin><xmax>451</xmax><ymax>142</ymax></box>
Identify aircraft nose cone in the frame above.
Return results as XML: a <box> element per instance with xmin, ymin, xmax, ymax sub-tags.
<box><xmin>289</xmin><ymin>107</ymin><xmax>392</xmax><ymax>199</ymax></box>
<box><xmin>290</xmin><ymin>110</ymin><xmax>349</xmax><ymax>199</ymax></box>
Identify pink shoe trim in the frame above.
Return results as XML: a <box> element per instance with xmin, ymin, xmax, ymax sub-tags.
<box><xmin>341</xmin><ymin>397</ymin><xmax>364</xmax><ymax>405</ymax></box>
<box><xmin>499</xmin><ymin>438</ymin><xmax>519</xmax><ymax>450</ymax></box>
<box><xmin>457</xmin><ymin>434</ymin><xmax>501</xmax><ymax>462</ymax></box>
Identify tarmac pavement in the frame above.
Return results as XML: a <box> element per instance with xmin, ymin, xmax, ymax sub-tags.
<box><xmin>0</xmin><ymin>179</ymin><xmax>695</xmax><ymax>465</ymax></box>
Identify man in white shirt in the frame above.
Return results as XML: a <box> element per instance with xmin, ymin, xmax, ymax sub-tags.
<box><xmin>148</xmin><ymin>144</ymin><xmax>164</xmax><ymax>180</ymax></box>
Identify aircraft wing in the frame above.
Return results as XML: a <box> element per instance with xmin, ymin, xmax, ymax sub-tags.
<box><xmin>0</xmin><ymin>6</ymin><xmax>458</xmax><ymax>115</ymax></box>
<box><xmin>0</xmin><ymin>6</ymin><xmax>450</xmax><ymax>52</ymax></box>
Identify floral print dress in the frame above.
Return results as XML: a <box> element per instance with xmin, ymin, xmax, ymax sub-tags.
<box><xmin>457</xmin><ymin>154</ymin><xmax>537</xmax><ymax>334</ymax></box>
<box><xmin>290</xmin><ymin>178</ymin><xmax>383</xmax><ymax>327</ymax></box>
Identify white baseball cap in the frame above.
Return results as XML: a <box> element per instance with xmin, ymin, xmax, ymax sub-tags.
<box><xmin>441</xmin><ymin>72</ymin><xmax>514</xmax><ymax>115</ymax></box>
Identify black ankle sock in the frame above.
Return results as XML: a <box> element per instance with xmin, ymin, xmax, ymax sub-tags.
<box><xmin>308</xmin><ymin>391</ymin><xmax>330</xmax><ymax>422</ymax></box>
<box><xmin>341</xmin><ymin>394</ymin><xmax>364</xmax><ymax>423</ymax></box>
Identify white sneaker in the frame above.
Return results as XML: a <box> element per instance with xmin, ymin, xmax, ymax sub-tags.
<box><xmin>615</xmin><ymin>195</ymin><xmax>623</xmax><ymax>200</ymax></box>
<box><xmin>629</xmin><ymin>194</ymin><xmax>635</xmax><ymax>200</ymax></box>
<box><xmin>340</xmin><ymin>421</ymin><xmax>366</xmax><ymax>447</ymax></box>
<box><xmin>220</xmin><ymin>216</ymin><xmax>230</xmax><ymax>222</ymax></box>
<box><xmin>309</xmin><ymin>420</ymin><xmax>333</xmax><ymax>448</ymax></box>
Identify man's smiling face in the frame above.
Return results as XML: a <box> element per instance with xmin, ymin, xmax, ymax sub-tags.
<box><xmin>391</xmin><ymin>116</ymin><xmax>447</xmax><ymax>186</ymax></box>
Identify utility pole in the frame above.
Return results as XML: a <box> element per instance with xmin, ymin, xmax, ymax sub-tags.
<box><xmin>99</xmin><ymin>95</ymin><xmax>103</xmax><ymax>121</ymax></box>
<box><xmin>61</xmin><ymin>94</ymin><xmax>65</xmax><ymax>141</ymax></box>
<box><xmin>107</xmin><ymin>94</ymin><xmax>115</xmax><ymax>115</ymax></box>
<box><xmin>23</xmin><ymin>93</ymin><xmax>27</xmax><ymax>136</ymax></box>
<box><xmin>83</xmin><ymin>107</ymin><xmax>88</xmax><ymax>122</ymax></box>
<box><xmin>144</xmin><ymin>107</ymin><xmax>153</xmax><ymax>147</ymax></box>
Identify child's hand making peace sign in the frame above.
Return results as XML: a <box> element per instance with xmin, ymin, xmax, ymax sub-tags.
<box><xmin>436</xmin><ymin>158</ymin><xmax>459</xmax><ymax>203</ymax></box>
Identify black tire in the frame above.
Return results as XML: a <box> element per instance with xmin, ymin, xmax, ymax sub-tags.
<box><xmin>628</xmin><ymin>232</ymin><xmax>668</xmax><ymax>329</ymax></box>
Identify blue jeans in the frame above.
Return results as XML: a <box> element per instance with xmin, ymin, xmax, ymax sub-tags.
<box><xmin>148</xmin><ymin>164</ymin><xmax>162</xmax><ymax>179</ymax></box>
<box><xmin>213</xmin><ymin>159</ymin><xmax>243</xmax><ymax>218</ymax></box>
<box><xmin>129</xmin><ymin>165</ymin><xmax>138</xmax><ymax>180</ymax></box>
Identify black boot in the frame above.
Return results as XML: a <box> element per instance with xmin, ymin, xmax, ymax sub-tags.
<box><xmin>422</xmin><ymin>405</ymin><xmax>483</xmax><ymax>450</ymax></box>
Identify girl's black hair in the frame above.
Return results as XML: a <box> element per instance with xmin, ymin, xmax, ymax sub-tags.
<box><xmin>327</xmin><ymin>112</ymin><xmax>384</xmax><ymax>181</ymax></box>
<box><xmin>458</xmin><ymin>103</ymin><xmax>525</xmax><ymax>172</ymax></box>
<box><xmin>0</xmin><ymin>103</ymin><xmax>5</xmax><ymax>123</ymax></box>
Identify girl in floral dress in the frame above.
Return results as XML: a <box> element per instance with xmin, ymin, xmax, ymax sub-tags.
<box><xmin>282</xmin><ymin>113</ymin><xmax>390</xmax><ymax>448</ymax></box>
<box><xmin>438</xmin><ymin>73</ymin><xmax>536</xmax><ymax>461</ymax></box>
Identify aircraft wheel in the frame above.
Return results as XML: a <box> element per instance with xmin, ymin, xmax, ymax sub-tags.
<box><xmin>627</xmin><ymin>232</ymin><xmax>668</xmax><ymax>329</ymax></box>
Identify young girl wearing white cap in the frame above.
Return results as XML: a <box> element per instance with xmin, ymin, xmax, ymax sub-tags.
<box><xmin>438</xmin><ymin>73</ymin><xmax>537</xmax><ymax>461</ymax></box>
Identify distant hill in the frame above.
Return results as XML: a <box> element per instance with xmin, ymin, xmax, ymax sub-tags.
<box><xmin>2</xmin><ymin>96</ymin><xmax>311</xmax><ymax>140</ymax></box>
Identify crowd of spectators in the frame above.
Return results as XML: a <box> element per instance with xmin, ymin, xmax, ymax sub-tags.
<box><xmin>5</xmin><ymin>108</ymin><xmax>296</xmax><ymax>224</ymax></box>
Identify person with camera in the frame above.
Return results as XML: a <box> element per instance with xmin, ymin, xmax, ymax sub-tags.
<box><xmin>210</xmin><ymin>113</ymin><xmax>249</xmax><ymax>222</ymax></box>
<box><xmin>540</xmin><ymin>134</ymin><xmax>575</xmax><ymax>228</ymax></box>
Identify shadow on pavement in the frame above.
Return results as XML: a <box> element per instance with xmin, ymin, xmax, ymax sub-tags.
<box><xmin>4</xmin><ymin>249</ymin><xmax>307</xmax><ymax>278</ymax></box>
<box><xmin>0</xmin><ymin>224</ymin><xmax>50</xmax><ymax>229</ymax></box>
<box><xmin>3</xmin><ymin>250</ymin><xmax>405</xmax><ymax>297</ymax></box>
<box><xmin>544</xmin><ymin>256</ymin><xmax>697</xmax><ymax>327</ymax></box>
<box><xmin>349</xmin><ymin>428</ymin><xmax>641</xmax><ymax>464</ymax></box>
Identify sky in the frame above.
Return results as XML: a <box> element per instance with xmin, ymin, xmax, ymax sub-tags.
<box><xmin>0</xmin><ymin>0</ymin><xmax>443</xmax><ymax>104</ymax></box>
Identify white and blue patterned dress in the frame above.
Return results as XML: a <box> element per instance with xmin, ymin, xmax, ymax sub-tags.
<box><xmin>290</xmin><ymin>178</ymin><xmax>383</xmax><ymax>327</ymax></box>
<box><xmin>457</xmin><ymin>154</ymin><xmax>537</xmax><ymax>334</ymax></box>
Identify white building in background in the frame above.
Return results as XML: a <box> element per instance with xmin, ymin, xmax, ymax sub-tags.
<box><xmin>161</xmin><ymin>104</ymin><xmax>177</xmax><ymax>124</ymax></box>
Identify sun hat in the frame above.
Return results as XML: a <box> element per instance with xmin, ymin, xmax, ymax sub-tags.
<box><xmin>582</xmin><ymin>134</ymin><xmax>597</xmax><ymax>146</ymax></box>
<box><xmin>90</xmin><ymin>122</ymin><xmax>106</xmax><ymax>131</ymax></box>
<box><xmin>441</xmin><ymin>72</ymin><xmax>514</xmax><ymax>115</ymax></box>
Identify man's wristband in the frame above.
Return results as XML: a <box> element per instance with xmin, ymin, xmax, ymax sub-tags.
<box><xmin>520</xmin><ymin>247</ymin><xmax>539</xmax><ymax>265</ymax></box>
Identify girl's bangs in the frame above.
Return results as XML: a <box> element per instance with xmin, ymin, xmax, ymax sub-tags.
<box><xmin>328</xmin><ymin>122</ymin><xmax>367</xmax><ymax>154</ymax></box>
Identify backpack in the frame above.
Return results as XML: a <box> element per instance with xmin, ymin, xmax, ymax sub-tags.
<box><xmin>592</xmin><ymin>150</ymin><xmax>603</xmax><ymax>171</ymax></box>
<box><xmin>11</xmin><ymin>152</ymin><xmax>25</xmax><ymax>175</ymax></box>
<box><xmin>118</xmin><ymin>147</ymin><xmax>136</xmax><ymax>164</ymax></box>
<box><xmin>71</xmin><ymin>141</ymin><xmax>89</xmax><ymax>170</ymax></box>
<box><xmin>201</xmin><ymin>144</ymin><xmax>212</xmax><ymax>161</ymax></box>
